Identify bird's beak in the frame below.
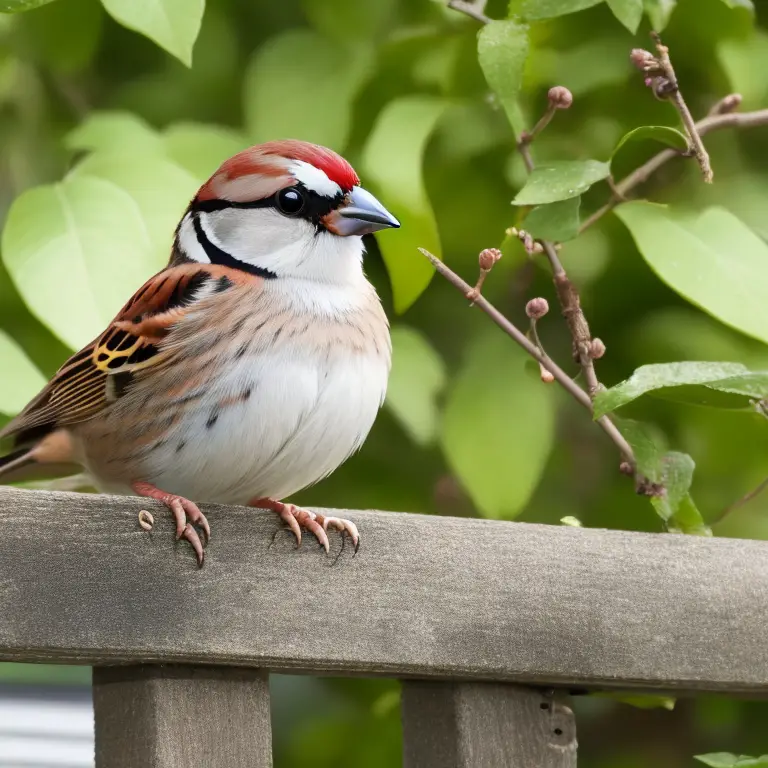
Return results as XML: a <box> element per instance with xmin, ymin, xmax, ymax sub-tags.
<box><xmin>325</xmin><ymin>186</ymin><xmax>400</xmax><ymax>237</ymax></box>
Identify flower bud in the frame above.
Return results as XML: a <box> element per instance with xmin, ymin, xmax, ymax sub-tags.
<box><xmin>539</xmin><ymin>363</ymin><xmax>555</xmax><ymax>383</ymax></box>
<box><xmin>478</xmin><ymin>248</ymin><xmax>502</xmax><ymax>271</ymax></box>
<box><xmin>526</xmin><ymin>297</ymin><xmax>549</xmax><ymax>320</ymax></box>
<box><xmin>589</xmin><ymin>338</ymin><xmax>606</xmax><ymax>359</ymax></box>
<box><xmin>547</xmin><ymin>86</ymin><xmax>573</xmax><ymax>110</ymax></box>
<box><xmin>712</xmin><ymin>93</ymin><xmax>742</xmax><ymax>115</ymax></box>
<box><xmin>630</xmin><ymin>48</ymin><xmax>657</xmax><ymax>71</ymax></box>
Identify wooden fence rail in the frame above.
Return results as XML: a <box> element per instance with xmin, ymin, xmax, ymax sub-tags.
<box><xmin>1</xmin><ymin>486</ymin><xmax>767</xmax><ymax>766</ymax></box>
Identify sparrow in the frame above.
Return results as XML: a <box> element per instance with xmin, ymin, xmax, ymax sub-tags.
<box><xmin>0</xmin><ymin>140</ymin><xmax>399</xmax><ymax>566</ymax></box>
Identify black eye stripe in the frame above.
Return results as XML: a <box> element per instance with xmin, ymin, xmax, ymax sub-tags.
<box><xmin>194</xmin><ymin>198</ymin><xmax>273</xmax><ymax>213</ymax></box>
<box><xmin>193</xmin><ymin>183</ymin><xmax>344</xmax><ymax>224</ymax></box>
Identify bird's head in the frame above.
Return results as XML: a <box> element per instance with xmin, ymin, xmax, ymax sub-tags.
<box><xmin>174</xmin><ymin>139</ymin><xmax>399</xmax><ymax>284</ymax></box>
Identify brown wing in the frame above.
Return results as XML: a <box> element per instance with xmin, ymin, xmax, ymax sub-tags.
<box><xmin>1</xmin><ymin>263</ymin><xmax>242</xmax><ymax>447</ymax></box>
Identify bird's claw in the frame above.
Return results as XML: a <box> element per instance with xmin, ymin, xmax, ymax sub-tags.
<box><xmin>252</xmin><ymin>498</ymin><xmax>359</xmax><ymax>556</ymax></box>
<box><xmin>132</xmin><ymin>481</ymin><xmax>210</xmax><ymax>567</ymax></box>
<box><xmin>316</xmin><ymin>514</ymin><xmax>360</xmax><ymax>554</ymax></box>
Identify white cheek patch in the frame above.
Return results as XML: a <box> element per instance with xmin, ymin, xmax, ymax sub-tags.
<box><xmin>289</xmin><ymin>160</ymin><xmax>342</xmax><ymax>198</ymax></box>
<box><xmin>178</xmin><ymin>213</ymin><xmax>210</xmax><ymax>264</ymax></box>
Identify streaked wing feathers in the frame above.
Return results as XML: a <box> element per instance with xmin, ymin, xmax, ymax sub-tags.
<box><xmin>1</xmin><ymin>265</ymin><xmax>235</xmax><ymax>446</ymax></box>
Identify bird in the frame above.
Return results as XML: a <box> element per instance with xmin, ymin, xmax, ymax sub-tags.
<box><xmin>0</xmin><ymin>139</ymin><xmax>400</xmax><ymax>566</ymax></box>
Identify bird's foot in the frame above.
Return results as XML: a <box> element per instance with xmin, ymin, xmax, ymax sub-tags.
<box><xmin>250</xmin><ymin>498</ymin><xmax>359</xmax><ymax>554</ymax></box>
<box><xmin>132</xmin><ymin>481</ymin><xmax>210</xmax><ymax>567</ymax></box>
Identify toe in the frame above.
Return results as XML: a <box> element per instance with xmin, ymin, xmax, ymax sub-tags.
<box><xmin>168</xmin><ymin>498</ymin><xmax>187</xmax><ymax>539</ymax></box>
<box><xmin>297</xmin><ymin>510</ymin><xmax>329</xmax><ymax>554</ymax></box>
<box><xmin>276</xmin><ymin>505</ymin><xmax>303</xmax><ymax>548</ymax></box>
<box><xmin>182</xmin><ymin>523</ymin><xmax>205</xmax><ymax>567</ymax></box>
<box><xmin>182</xmin><ymin>499</ymin><xmax>211</xmax><ymax>543</ymax></box>
<box><xmin>320</xmin><ymin>516</ymin><xmax>360</xmax><ymax>552</ymax></box>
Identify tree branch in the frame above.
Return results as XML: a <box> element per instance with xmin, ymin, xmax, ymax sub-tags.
<box><xmin>650</xmin><ymin>33</ymin><xmax>713</xmax><ymax>183</ymax></box>
<box><xmin>579</xmin><ymin>105</ymin><xmax>768</xmax><ymax>233</ymax></box>
<box><xmin>418</xmin><ymin>248</ymin><xmax>636</xmax><ymax>464</ymax></box>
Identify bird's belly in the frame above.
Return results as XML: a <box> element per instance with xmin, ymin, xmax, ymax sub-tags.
<box><xmin>130</xmin><ymin>349</ymin><xmax>388</xmax><ymax>505</ymax></box>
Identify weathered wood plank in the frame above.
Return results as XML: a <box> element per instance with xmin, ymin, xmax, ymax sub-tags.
<box><xmin>401</xmin><ymin>682</ymin><xmax>576</xmax><ymax>767</ymax></box>
<box><xmin>1</xmin><ymin>487</ymin><xmax>768</xmax><ymax>694</ymax></box>
<box><xmin>93</xmin><ymin>666</ymin><xmax>272</xmax><ymax>768</ymax></box>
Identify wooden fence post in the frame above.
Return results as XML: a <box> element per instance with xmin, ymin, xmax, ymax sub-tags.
<box><xmin>93</xmin><ymin>665</ymin><xmax>272</xmax><ymax>768</ymax></box>
<box><xmin>401</xmin><ymin>681</ymin><xmax>576</xmax><ymax>767</ymax></box>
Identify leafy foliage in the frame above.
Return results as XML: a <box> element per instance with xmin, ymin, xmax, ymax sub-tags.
<box><xmin>386</xmin><ymin>325</ymin><xmax>446</xmax><ymax>446</ymax></box>
<box><xmin>100</xmin><ymin>0</ymin><xmax>205</xmax><ymax>66</ymax></box>
<box><xmin>617</xmin><ymin>203</ymin><xmax>768</xmax><ymax>345</ymax></box>
<box><xmin>0</xmin><ymin>330</ymin><xmax>44</xmax><ymax>415</ymax></box>
<box><xmin>513</xmin><ymin>160</ymin><xmax>611</xmax><ymax>204</ymax></box>
<box><xmin>594</xmin><ymin>362</ymin><xmax>768</xmax><ymax>416</ymax></box>
<box><xmin>477</xmin><ymin>20</ymin><xmax>529</xmax><ymax>134</ymax></box>
<box><xmin>612</xmin><ymin>125</ymin><xmax>690</xmax><ymax>157</ymax></box>
<box><xmin>440</xmin><ymin>330</ymin><xmax>554</xmax><ymax>519</ymax></box>
<box><xmin>524</xmin><ymin>197</ymin><xmax>581</xmax><ymax>241</ymax></box>
<box><xmin>696</xmin><ymin>755</ymin><xmax>768</xmax><ymax>768</ymax></box>
<box><xmin>361</xmin><ymin>97</ymin><xmax>445</xmax><ymax>312</ymax></box>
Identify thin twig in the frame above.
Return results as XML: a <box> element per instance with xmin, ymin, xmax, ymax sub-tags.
<box><xmin>712</xmin><ymin>475</ymin><xmax>768</xmax><ymax>526</ymax></box>
<box><xmin>447</xmin><ymin>0</ymin><xmax>491</xmax><ymax>24</ymax></box>
<box><xmin>419</xmin><ymin>249</ymin><xmax>635</xmax><ymax>462</ymax></box>
<box><xmin>650</xmin><ymin>33</ymin><xmax>713</xmax><ymax>183</ymax></box>
<box><xmin>579</xmin><ymin>106</ymin><xmax>768</xmax><ymax>233</ymax></box>
<box><xmin>518</xmin><ymin>132</ymin><xmax>602</xmax><ymax>398</ymax></box>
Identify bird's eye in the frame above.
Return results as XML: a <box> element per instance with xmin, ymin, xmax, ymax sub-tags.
<box><xmin>275</xmin><ymin>187</ymin><xmax>306</xmax><ymax>216</ymax></box>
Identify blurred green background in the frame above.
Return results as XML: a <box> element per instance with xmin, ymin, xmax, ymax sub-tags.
<box><xmin>1</xmin><ymin>0</ymin><xmax>768</xmax><ymax>765</ymax></box>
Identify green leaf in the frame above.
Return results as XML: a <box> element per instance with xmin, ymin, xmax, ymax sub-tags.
<box><xmin>20</xmin><ymin>0</ymin><xmax>103</xmax><ymax>74</ymax></box>
<box><xmin>716</xmin><ymin>0</ymin><xmax>754</xmax><ymax>11</ymax></box>
<box><xmin>0</xmin><ymin>0</ymin><xmax>57</xmax><ymax>11</ymax></box>
<box><xmin>509</xmin><ymin>0</ymin><xmax>603</xmax><ymax>20</ymax></box>
<box><xmin>65</xmin><ymin>111</ymin><xmax>164</xmax><ymax>155</ymax></box>
<box><xmin>560</xmin><ymin>515</ymin><xmax>583</xmax><ymax>526</ymax></box>
<box><xmin>594</xmin><ymin>692</ymin><xmax>675</xmax><ymax>710</ymax></box>
<box><xmin>70</xmin><ymin>151</ymin><xmax>198</xmax><ymax>263</ymax></box>
<box><xmin>616</xmin><ymin>203</ymin><xmax>768</xmax><ymax>346</ymax></box>
<box><xmin>526</xmin><ymin>36</ymin><xmax>631</xmax><ymax>98</ymax></box>
<box><xmin>477</xmin><ymin>20</ymin><xmax>529</xmax><ymax>136</ymax></box>
<box><xmin>2</xmin><ymin>177</ymin><xmax>159</xmax><ymax>348</ymax></box>
<box><xmin>592</xmin><ymin>362</ymin><xmax>768</xmax><ymax>416</ymax></box>
<box><xmin>361</xmin><ymin>96</ymin><xmax>446</xmax><ymax>313</ymax></box>
<box><xmin>594</xmin><ymin>362</ymin><xmax>747</xmax><ymax>416</ymax></box>
<box><xmin>606</xmin><ymin>0</ymin><xmax>643</xmax><ymax>32</ymax></box>
<box><xmin>244</xmin><ymin>29</ymin><xmax>373</xmax><ymax>151</ymax></box>
<box><xmin>651</xmin><ymin>451</ymin><xmax>694</xmax><ymax>523</ymax></box>
<box><xmin>99</xmin><ymin>0</ymin><xmax>204</xmax><ymax>66</ymax></box>
<box><xmin>440</xmin><ymin>330</ymin><xmax>554</xmax><ymax>519</ymax></box>
<box><xmin>695</xmin><ymin>755</ymin><xmax>768</xmax><ymax>768</ymax></box>
<box><xmin>717</xmin><ymin>30</ymin><xmax>768</xmax><ymax>109</ymax></box>
<box><xmin>643</xmin><ymin>0</ymin><xmax>677</xmax><ymax>30</ymax></box>
<box><xmin>302</xmin><ymin>0</ymin><xmax>397</xmax><ymax>43</ymax></box>
<box><xmin>612</xmin><ymin>126</ymin><xmax>689</xmax><ymax>158</ymax></box>
<box><xmin>513</xmin><ymin>160</ymin><xmax>611</xmax><ymax>205</ymax></box>
<box><xmin>616</xmin><ymin>418</ymin><xmax>710</xmax><ymax>535</ymax></box>
<box><xmin>385</xmin><ymin>326</ymin><xmax>446</xmax><ymax>446</ymax></box>
<box><xmin>163</xmin><ymin>123</ymin><xmax>249</xmax><ymax>182</ymax></box>
<box><xmin>0</xmin><ymin>330</ymin><xmax>45</xmax><ymax>415</ymax></box>
<box><xmin>524</xmin><ymin>197</ymin><xmax>581</xmax><ymax>242</ymax></box>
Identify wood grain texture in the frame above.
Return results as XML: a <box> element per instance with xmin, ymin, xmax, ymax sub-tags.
<box><xmin>1</xmin><ymin>487</ymin><xmax>768</xmax><ymax>694</ymax></box>
<box><xmin>402</xmin><ymin>682</ymin><xmax>576</xmax><ymax>767</ymax></box>
<box><xmin>93</xmin><ymin>665</ymin><xmax>272</xmax><ymax>768</ymax></box>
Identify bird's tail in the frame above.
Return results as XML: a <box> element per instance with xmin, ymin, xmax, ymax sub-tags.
<box><xmin>0</xmin><ymin>430</ymin><xmax>79</xmax><ymax>485</ymax></box>
<box><xmin>0</xmin><ymin>447</ymin><xmax>35</xmax><ymax>483</ymax></box>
